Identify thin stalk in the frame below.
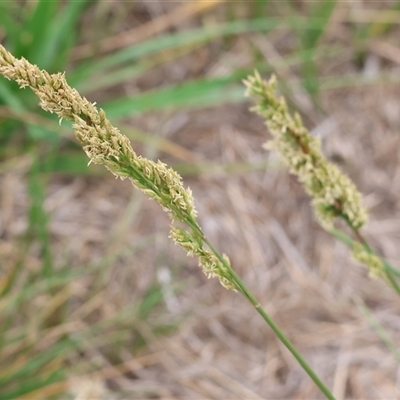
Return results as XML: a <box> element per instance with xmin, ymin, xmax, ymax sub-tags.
<box><xmin>385</xmin><ymin>271</ymin><xmax>400</xmax><ymax>296</ymax></box>
<box><xmin>184</xmin><ymin>216</ymin><xmax>335</xmax><ymax>398</ymax></box>
<box><xmin>202</xmin><ymin>236</ymin><xmax>336</xmax><ymax>400</ymax></box>
<box><xmin>354</xmin><ymin>296</ymin><xmax>400</xmax><ymax>364</ymax></box>
<box><xmin>349</xmin><ymin>225</ymin><xmax>369</xmax><ymax>249</ymax></box>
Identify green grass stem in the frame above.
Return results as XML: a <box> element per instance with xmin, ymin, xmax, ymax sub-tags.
<box><xmin>202</xmin><ymin>235</ymin><xmax>336</xmax><ymax>400</ymax></box>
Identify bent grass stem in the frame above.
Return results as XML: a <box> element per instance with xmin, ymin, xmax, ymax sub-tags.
<box><xmin>202</xmin><ymin>236</ymin><xmax>335</xmax><ymax>400</ymax></box>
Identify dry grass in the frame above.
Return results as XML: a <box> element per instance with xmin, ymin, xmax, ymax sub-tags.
<box><xmin>1</xmin><ymin>1</ymin><xmax>400</xmax><ymax>399</ymax></box>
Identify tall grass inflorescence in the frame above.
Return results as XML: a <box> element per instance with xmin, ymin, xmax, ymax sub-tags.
<box><xmin>0</xmin><ymin>43</ymin><xmax>235</xmax><ymax>290</ymax></box>
<box><xmin>0</xmin><ymin>45</ymin><xmax>337</xmax><ymax>399</ymax></box>
<box><xmin>244</xmin><ymin>71</ymin><xmax>400</xmax><ymax>288</ymax></box>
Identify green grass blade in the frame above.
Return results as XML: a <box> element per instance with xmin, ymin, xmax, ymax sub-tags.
<box><xmin>0</xmin><ymin>80</ymin><xmax>49</xmax><ymax>141</ymax></box>
<box><xmin>0</xmin><ymin>369</ymin><xmax>65</xmax><ymax>400</ymax></box>
<box><xmin>20</xmin><ymin>0</ymin><xmax>59</xmax><ymax>64</ymax></box>
<box><xmin>287</xmin><ymin>0</ymin><xmax>336</xmax><ymax>95</ymax></box>
<box><xmin>301</xmin><ymin>1</ymin><xmax>336</xmax><ymax>49</ymax></box>
<box><xmin>0</xmin><ymin>4</ymin><xmax>21</xmax><ymax>50</ymax></box>
<box><xmin>354</xmin><ymin>297</ymin><xmax>400</xmax><ymax>364</ymax></box>
<box><xmin>85</xmin><ymin>46</ymin><xmax>341</xmax><ymax>119</ymax></box>
<box><xmin>0</xmin><ymin>80</ymin><xmax>25</xmax><ymax>110</ymax></box>
<box><xmin>102</xmin><ymin>75</ymin><xmax>246</xmax><ymax>119</ymax></box>
<box><xmin>40</xmin><ymin>153</ymin><xmax>95</xmax><ymax>175</ymax></box>
<box><xmin>304</xmin><ymin>0</ymin><xmax>336</xmax><ymax>95</ymax></box>
<box><xmin>138</xmin><ymin>285</ymin><xmax>164</xmax><ymax>321</ymax></box>
<box><xmin>0</xmin><ymin>261</ymin><xmax>113</xmax><ymax>314</ymax></box>
<box><xmin>70</xmin><ymin>18</ymin><xmax>280</xmax><ymax>86</ymax></box>
<box><xmin>27</xmin><ymin>157</ymin><xmax>53</xmax><ymax>276</ymax></box>
<box><xmin>42</xmin><ymin>0</ymin><xmax>92</xmax><ymax>71</ymax></box>
<box><xmin>252</xmin><ymin>0</ymin><xmax>269</xmax><ymax>17</ymax></box>
<box><xmin>77</xmin><ymin>63</ymin><xmax>147</xmax><ymax>93</ymax></box>
<box><xmin>0</xmin><ymin>339</ymin><xmax>71</xmax><ymax>388</ymax></box>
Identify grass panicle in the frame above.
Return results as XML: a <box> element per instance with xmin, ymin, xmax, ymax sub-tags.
<box><xmin>0</xmin><ymin>43</ymin><xmax>235</xmax><ymax>291</ymax></box>
<box><xmin>244</xmin><ymin>71</ymin><xmax>394</xmax><ymax>283</ymax></box>
<box><xmin>244</xmin><ymin>71</ymin><xmax>368</xmax><ymax>231</ymax></box>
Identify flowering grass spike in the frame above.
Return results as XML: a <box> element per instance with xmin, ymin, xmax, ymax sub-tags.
<box><xmin>244</xmin><ymin>71</ymin><xmax>368</xmax><ymax>230</ymax></box>
<box><xmin>243</xmin><ymin>72</ymin><xmax>394</xmax><ymax>281</ymax></box>
<box><xmin>0</xmin><ymin>44</ymin><xmax>235</xmax><ymax>291</ymax></box>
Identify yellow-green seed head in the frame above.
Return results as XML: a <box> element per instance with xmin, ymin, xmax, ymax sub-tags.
<box><xmin>244</xmin><ymin>71</ymin><xmax>368</xmax><ymax>230</ymax></box>
<box><xmin>0</xmin><ymin>44</ymin><xmax>196</xmax><ymax>224</ymax></box>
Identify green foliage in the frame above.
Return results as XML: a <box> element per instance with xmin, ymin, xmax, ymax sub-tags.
<box><xmin>27</xmin><ymin>155</ymin><xmax>53</xmax><ymax>276</ymax></box>
<box><xmin>285</xmin><ymin>0</ymin><xmax>336</xmax><ymax>96</ymax></box>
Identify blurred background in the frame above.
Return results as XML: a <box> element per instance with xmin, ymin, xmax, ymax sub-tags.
<box><xmin>1</xmin><ymin>1</ymin><xmax>400</xmax><ymax>399</ymax></box>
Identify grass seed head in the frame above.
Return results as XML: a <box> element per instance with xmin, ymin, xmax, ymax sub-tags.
<box><xmin>244</xmin><ymin>71</ymin><xmax>368</xmax><ymax>230</ymax></box>
<box><xmin>0</xmin><ymin>44</ymin><xmax>197</xmax><ymax>225</ymax></box>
